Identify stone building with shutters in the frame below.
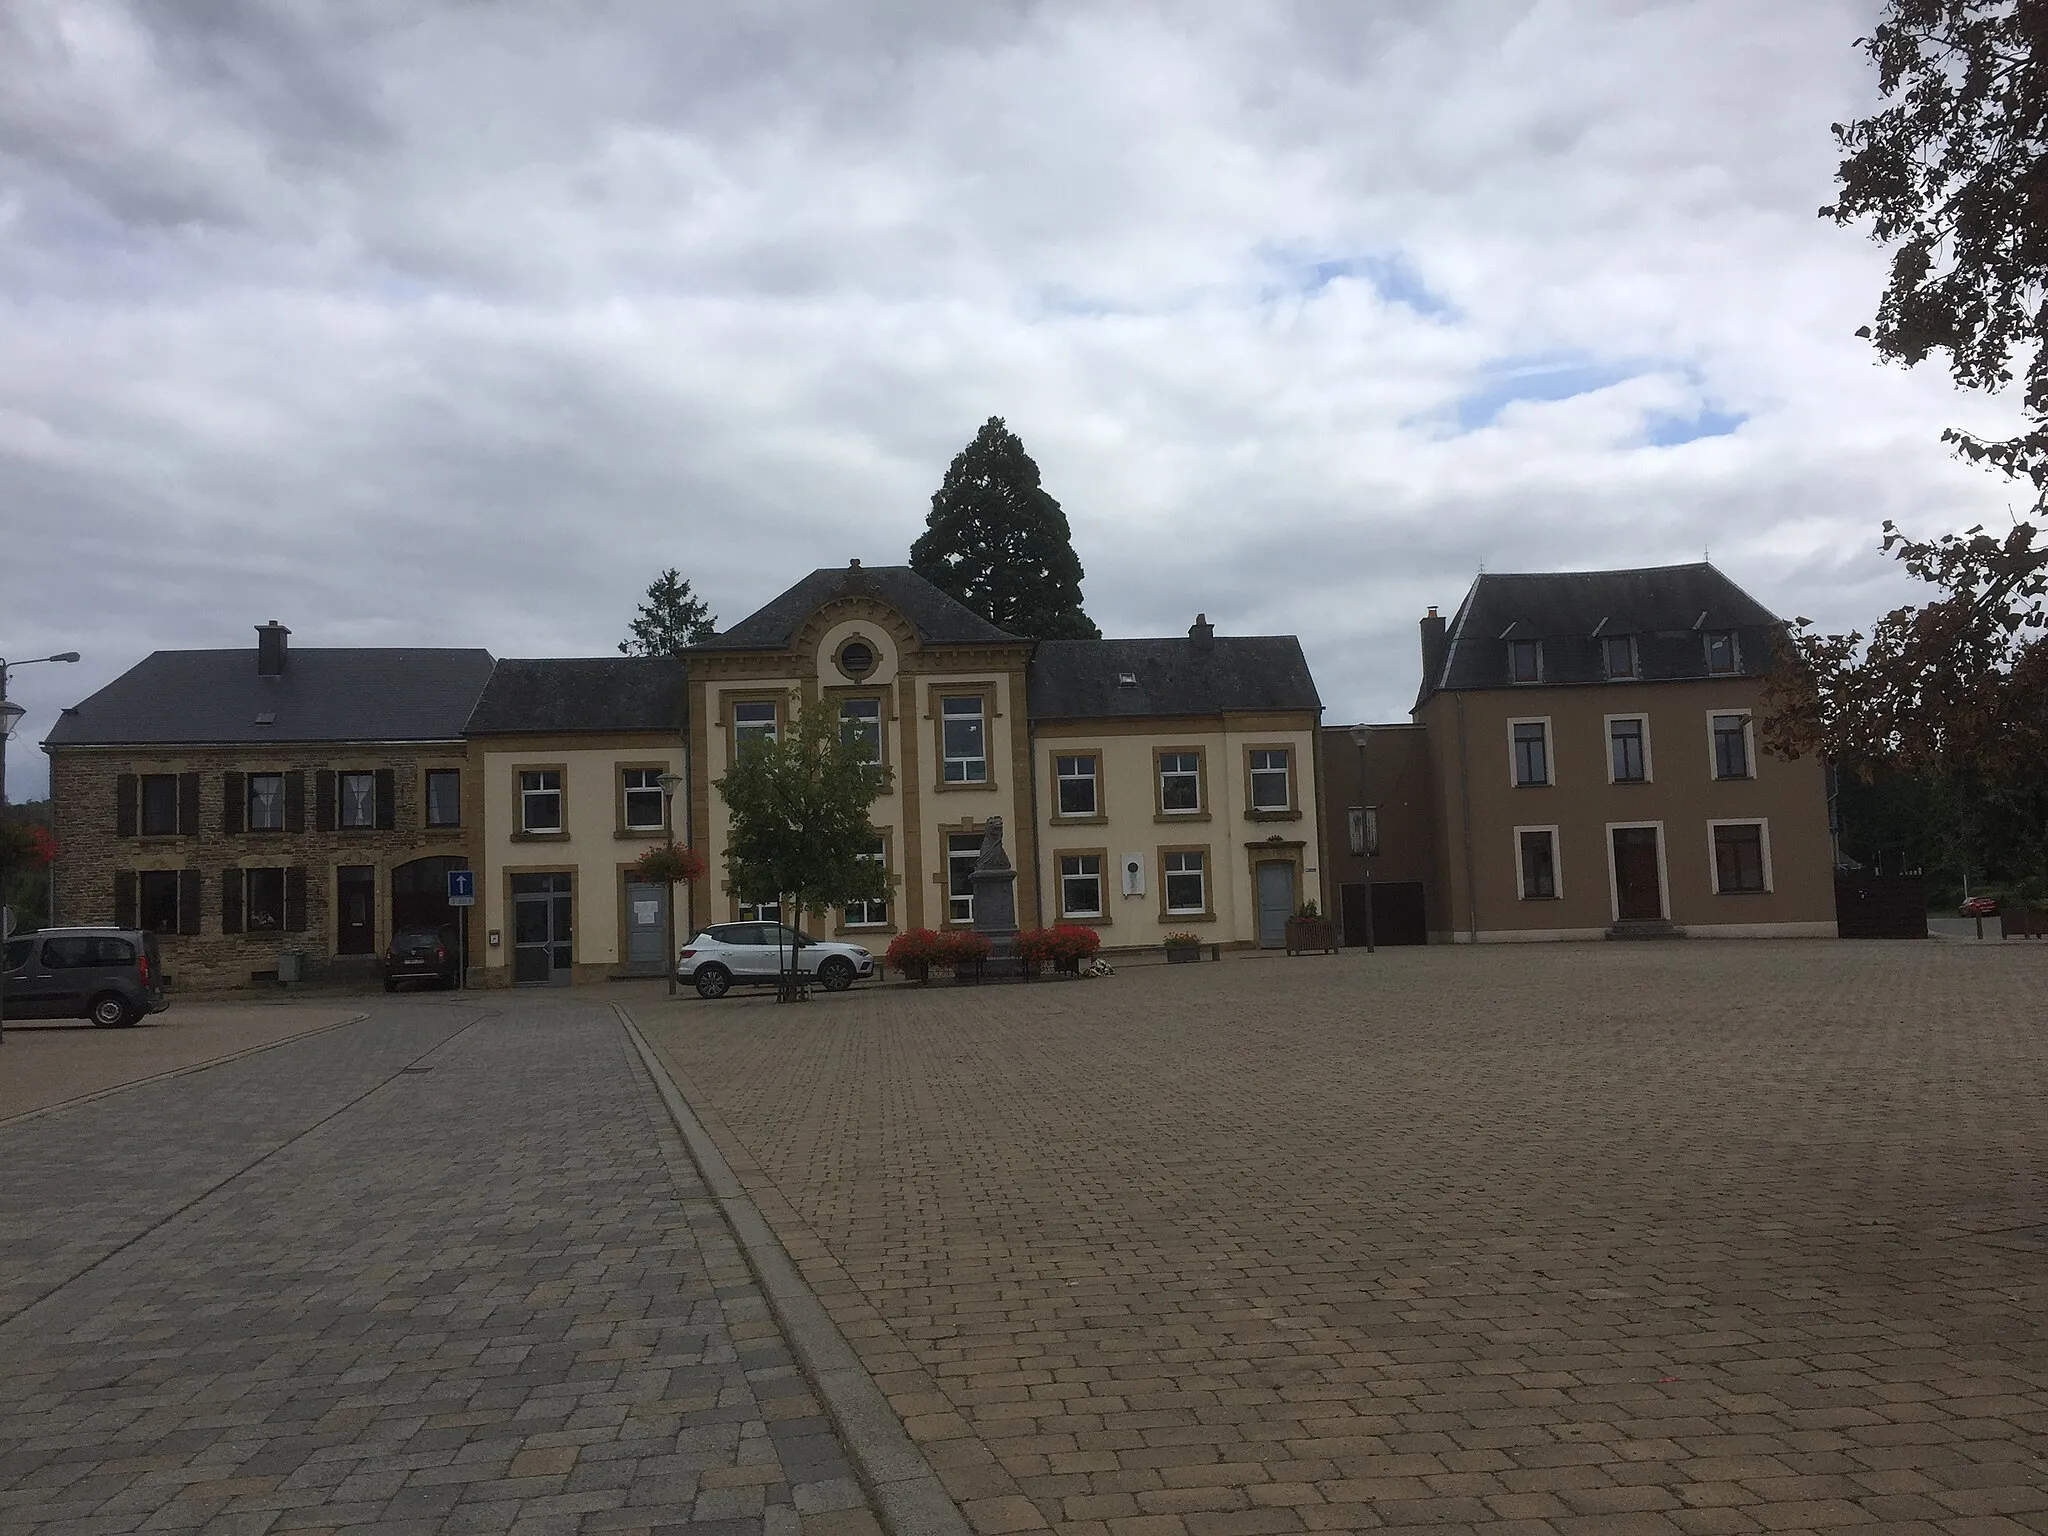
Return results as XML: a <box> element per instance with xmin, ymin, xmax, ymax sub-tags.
<box><xmin>43</xmin><ymin>621</ymin><xmax>494</xmax><ymax>989</ymax></box>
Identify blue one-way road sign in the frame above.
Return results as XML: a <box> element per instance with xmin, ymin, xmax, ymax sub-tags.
<box><xmin>447</xmin><ymin>869</ymin><xmax>476</xmax><ymax>906</ymax></box>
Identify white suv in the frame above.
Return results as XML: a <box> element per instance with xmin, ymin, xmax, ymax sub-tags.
<box><xmin>679</xmin><ymin>922</ymin><xmax>877</xmax><ymax>999</ymax></box>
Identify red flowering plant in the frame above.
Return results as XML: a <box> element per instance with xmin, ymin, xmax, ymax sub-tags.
<box><xmin>629</xmin><ymin>842</ymin><xmax>706</xmax><ymax>886</ymax></box>
<box><xmin>885</xmin><ymin>928</ymin><xmax>943</xmax><ymax>982</ymax></box>
<box><xmin>1017</xmin><ymin>924</ymin><xmax>1100</xmax><ymax>974</ymax></box>
<box><xmin>0</xmin><ymin>822</ymin><xmax>55</xmax><ymax>869</ymax></box>
<box><xmin>934</xmin><ymin>930</ymin><xmax>992</xmax><ymax>969</ymax></box>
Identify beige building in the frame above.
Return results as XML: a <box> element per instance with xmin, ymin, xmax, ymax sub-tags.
<box><xmin>463</xmin><ymin>658</ymin><xmax>689</xmax><ymax>986</ymax></box>
<box><xmin>1410</xmin><ymin>564</ymin><xmax>1836</xmax><ymax>941</ymax></box>
<box><xmin>683</xmin><ymin>564</ymin><xmax>1325</xmax><ymax>952</ymax></box>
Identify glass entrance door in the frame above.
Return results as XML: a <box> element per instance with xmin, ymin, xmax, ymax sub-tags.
<box><xmin>511</xmin><ymin>872</ymin><xmax>573</xmax><ymax>985</ymax></box>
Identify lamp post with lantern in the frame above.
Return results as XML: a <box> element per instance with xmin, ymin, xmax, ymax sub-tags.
<box><xmin>658</xmin><ymin>772</ymin><xmax>687</xmax><ymax>995</ymax></box>
<box><xmin>0</xmin><ymin>651</ymin><xmax>80</xmax><ymax>809</ymax></box>
<box><xmin>1347</xmin><ymin>726</ymin><xmax>1379</xmax><ymax>954</ymax></box>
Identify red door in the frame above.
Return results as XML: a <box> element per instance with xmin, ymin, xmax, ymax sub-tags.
<box><xmin>1611</xmin><ymin>827</ymin><xmax>1663</xmax><ymax>921</ymax></box>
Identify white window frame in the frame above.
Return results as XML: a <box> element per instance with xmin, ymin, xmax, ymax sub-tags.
<box><xmin>1508</xmin><ymin>717</ymin><xmax>1553</xmax><ymax>788</ymax></box>
<box><xmin>1604</xmin><ymin>714</ymin><xmax>1653</xmax><ymax>785</ymax></box>
<box><xmin>1249</xmin><ymin>749</ymin><xmax>1291</xmax><ymax>812</ymax></box>
<box><xmin>1054</xmin><ymin>754</ymin><xmax>1098</xmax><ymax>817</ymax></box>
<box><xmin>839</xmin><ymin>698</ymin><xmax>883</xmax><ymax>768</ymax></box>
<box><xmin>1707</xmin><ymin>818</ymin><xmax>1774</xmax><ymax>894</ymax></box>
<box><xmin>1707</xmin><ymin>708</ymin><xmax>1754</xmax><ymax>780</ymax></box>
<box><xmin>732</xmin><ymin>700</ymin><xmax>779</xmax><ymax>752</ymax></box>
<box><xmin>845</xmin><ymin>836</ymin><xmax>889</xmax><ymax>927</ymax></box>
<box><xmin>622</xmin><ymin>768</ymin><xmax>666</xmax><ymax>831</ymax></box>
<box><xmin>1704</xmin><ymin>630</ymin><xmax>1740</xmax><ymax>675</ymax></box>
<box><xmin>520</xmin><ymin>770</ymin><xmax>563</xmax><ymax>834</ymax></box>
<box><xmin>1603</xmin><ymin>820</ymin><xmax>1672</xmax><ymax>924</ymax></box>
<box><xmin>1158</xmin><ymin>751</ymin><xmax>1202</xmax><ymax>814</ymax></box>
<box><xmin>940</xmin><ymin>695</ymin><xmax>988</xmax><ymax>784</ymax></box>
<box><xmin>1512</xmin><ymin>825</ymin><xmax>1563</xmax><ymax>901</ymax></box>
<box><xmin>338</xmin><ymin>772</ymin><xmax>376</xmax><ymax>830</ymax></box>
<box><xmin>1162</xmin><ymin>851</ymin><xmax>1206</xmax><ymax>915</ymax></box>
<box><xmin>1059</xmin><ymin>853</ymin><xmax>1104</xmax><ymax>919</ymax></box>
<box><xmin>947</xmin><ymin>832</ymin><xmax>981</xmax><ymax>923</ymax></box>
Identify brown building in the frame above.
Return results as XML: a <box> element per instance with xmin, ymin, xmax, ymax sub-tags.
<box><xmin>1317</xmin><ymin>722</ymin><xmax>1439</xmax><ymax>946</ymax></box>
<box><xmin>43</xmin><ymin>622</ymin><xmax>494</xmax><ymax>988</ymax></box>
<box><xmin>1408</xmin><ymin>564</ymin><xmax>1835</xmax><ymax>941</ymax></box>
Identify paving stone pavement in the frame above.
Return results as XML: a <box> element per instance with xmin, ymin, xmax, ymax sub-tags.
<box><xmin>0</xmin><ymin>996</ymin><xmax>883</xmax><ymax>1536</ymax></box>
<box><xmin>639</xmin><ymin>941</ymin><xmax>2048</xmax><ymax>1536</ymax></box>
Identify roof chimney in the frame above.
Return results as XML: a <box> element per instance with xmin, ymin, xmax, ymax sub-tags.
<box><xmin>1189</xmin><ymin>613</ymin><xmax>1214</xmax><ymax>652</ymax></box>
<box><xmin>256</xmin><ymin>620</ymin><xmax>290</xmax><ymax>677</ymax></box>
<box><xmin>1419</xmin><ymin>606</ymin><xmax>1447</xmax><ymax>691</ymax></box>
<box><xmin>849</xmin><ymin>557</ymin><xmax>861</xmax><ymax>570</ymax></box>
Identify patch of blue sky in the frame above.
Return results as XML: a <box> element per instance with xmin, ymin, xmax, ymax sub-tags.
<box><xmin>1300</xmin><ymin>253</ymin><xmax>1453</xmax><ymax>318</ymax></box>
<box><xmin>1453</xmin><ymin>353</ymin><xmax>1640</xmax><ymax>433</ymax></box>
<box><xmin>1643</xmin><ymin>405</ymin><xmax>1746</xmax><ymax>446</ymax></box>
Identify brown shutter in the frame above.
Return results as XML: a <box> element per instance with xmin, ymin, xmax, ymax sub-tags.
<box><xmin>284</xmin><ymin>771</ymin><xmax>306</xmax><ymax>833</ymax></box>
<box><xmin>222</xmin><ymin>772</ymin><xmax>245</xmax><ymax>835</ymax></box>
<box><xmin>374</xmin><ymin>768</ymin><xmax>397</xmax><ymax>830</ymax></box>
<box><xmin>116</xmin><ymin>774</ymin><xmax>138</xmax><ymax>838</ymax></box>
<box><xmin>178</xmin><ymin>773</ymin><xmax>202</xmax><ymax>837</ymax></box>
<box><xmin>177</xmin><ymin>869</ymin><xmax>202</xmax><ymax>935</ymax></box>
<box><xmin>114</xmin><ymin>870</ymin><xmax>138</xmax><ymax>928</ymax></box>
<box><xmin>284</xmin><ymin>866</ymin><xmax>307</xmax><ymax>933</ymax></box>
<box><xmin>221</xmin><ymin>867</ymin><xmax>243</xmax><ymax>934</ymax></box>
<box><xmin>314</xmin><ymin>771</ymin><xmax>336</xmax><ymax>832</ymax></box>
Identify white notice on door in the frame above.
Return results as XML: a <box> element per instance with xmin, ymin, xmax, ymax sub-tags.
<box><xmin>633</xmin><ymin>900</ymin><xmax>659</xmax><ymax>924</ymax></box>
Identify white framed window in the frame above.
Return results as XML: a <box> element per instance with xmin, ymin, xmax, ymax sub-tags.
<box><xmin>520</xmin><ymin>770</ymin><xmax>562</xmax><ymax>833</ymax></box>
<box><xmin>1514</xmin><ymin>826</ymin><xmax>1561</xmax><ymax>900</ymax></box>
<box><xmin>1059</xmin><ymin>853</ymin><xmax>1104</xmax><ymax>918</ymax></box>
<box><xmin>840</xmin><ymin>698</ymin><xmax>883</xmax><ymax>767</ymax></box>
<box><xmin>941</xmin><ymin>696</ymin><xmax>987</xmax><ymax>783</ymax></box>
<box><xmin>338</xmin><ymin>772</ymin><xmax>376</xmax><ymax>829</ymax></box>
<box><xmin>1602</xmin><ymin>634</ymin><xmax>1636</xmax><ymax>679</ymax></box>
<box><xmin>247</xmin><ymin>772</ymin><xmax>285</xmax><ymax>831</ymax></box>
<box><xmin>1709</xmin><ymin>819</ymin><xmax>1772</xmax><ymax>894</ymax></box>
<box><xmin>622</xmin><ymin>768</ymin><xmax>665</xmax><ymax>830</ymax></box>
<box><xmin>1508</xmin><ymin>638</ymin><xmax>1543</xmax><ymax>682</ymax></box>
<box><xmin>1710</xmin><ymin>711</ymin><xmax>1753</xmax><ymax>779</ymax></box>
<box><xmin>845</xmin><ymin>836</ymin><xmax>888</xmax><ymax>927</ymax></box>
<box><xmin>947</xmin><ymin>832</ymin><xmax>981</xmax><ymax>923</ymax></box>
<box><xmin>1249</xmin><ymin>749</ymin><xmax>1291</xmax><ymax>811</ymax></box>
<box><xmin>733</xmin><ymin>700</ymin><xmax>778</xmax><ymax>752</ymax></box>
<box><xmin>1158</xmin><ymin>751</ymin><xmax>1201</xmax><ymax>813</ymax></box>
<box><xmin>1055</xmin><ymin>754</ymin><xmax>1098</xmax><ymax>817</ymax></box>
<box><xmin>426</xmin><ymin>769</ymin><xmax>461</xmax><ymax>828</ymax></box>
<box><xmin>1163</xmin><ymin>851</ymin><xmax>1206</xmax><ymax>914</ymax></box>
<box><xmin>738</xmin><ymin>899</ymin><xmax>781</xmax><ymax>922</ymax></box>
<box><xmin>1510</xmin><ymin>718</ymin><xmax>1551</xmax><ymax>787</ymax></box>
<box><xmin>1704</xmin><ymin>630</ymin><xmax>1740</xmax><ymax>675</ymax></box>
<box><xmin>1606</xmin><ymin>716</ymin><xmax>1650</xmax><ymax>784</ymax></box>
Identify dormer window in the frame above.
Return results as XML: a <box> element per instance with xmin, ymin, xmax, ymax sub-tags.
<box><xmin>1602</xmin><ymin>634</ymin><xmax>1635</xmax><ymax>679</ymax></box>
<box><xmin>1116</xmin><ymin>671</ymin><xmax>1138</xmax><ymax>688</ymax></box>
<box><xmin>1704</xmin><ymin>630</ymin><xmax>1739</xmax><ymax>675</ymax></box>
<box><xmin>1508</xmin><ymin>639</ymin><xmax>1542</xmax><ymax>683</ymax></box>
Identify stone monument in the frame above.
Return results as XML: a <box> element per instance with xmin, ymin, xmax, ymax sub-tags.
<box><xmin>969</xmin><ymin>815</ymin><xmax>1021</xmax><ymax>976</ymax></box>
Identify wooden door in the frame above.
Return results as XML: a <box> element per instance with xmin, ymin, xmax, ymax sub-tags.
<box><xmin>1611</xmin><ymin>827</ymin><xmax>1663</xmax><ymax>921</ymax></box>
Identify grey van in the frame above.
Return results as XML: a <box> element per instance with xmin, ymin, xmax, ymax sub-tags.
<box><xmin>1</xmin><ymin>926</ymin><xmax>168</xmax><ymax>1027</ymax></box>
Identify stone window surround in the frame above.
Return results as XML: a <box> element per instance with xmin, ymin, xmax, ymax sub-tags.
<box><xmin>1508</xmin><ymin>716</ymin><xmax>1554</xmax><ymax>788</ymax></box>
<box><xmin>1513</xmin><ymin>824</ymin><xmax>1563</xmax><ymax>901</ymax></box>
<box><xmin>721</xmin><ymin>690</ymin><xmax>787</xmax><ymax>764</ymax></box>
<box><xmin>940</xmin><ymin>824</ymin><xmax>985</xmax><ymax>929</ymax></box>
<box><xmin>1707</xmin><ymin>708</ymin><xmax>1755</xmax><ymax>780</ymax></box>
<box><xmin>1241</xmin><ymin>742</ymin><xmax>1301</xmax><ymax>821</ymax></box>
<box><xmin>1156</xmin><ymin>842</ymin><xmax>1216</xmax><ymax>924</ymax></box>
<box><xmin>1604</xmin><ymin>713</ymin><xmax>1654</xmax><ymax>785</ymax></box>
<box><xmin>931</xmin><ymin>681</ymin><xmax>999</xmax><ymax>794</ymax></box>
<box><xmin>835</xmin><ymin>825</ymin><xmax>896</xmax><ymax>936</ymax></box>
<box><xmin>1055</xmin><ymin>845</ymin><xmax>1110</xmax><ymax>925</ymax></box>
<box><xmin>1153</xmin><ymin>744</ymin><xmax>1210</xmax><ymax>823</ymax></box>
<box><xmin>1050</xmin><ymin>747</ymin><xmax>1106</xmax><ymax>824</ymax></box>
<box><xmin>825</xmin><ymin>689</ymin><xmax>890</xmax><ymax>773</ymax></box>
<box><xmin>616</xmin><ymin>761</ymin><xmax>674</xmax><ymax>839</ymax></box>
<box><xmin>512</xmin><ymin>763</ymin><xmax>569</xmax><ymax>840</ymax></box>
<box><xmin>1708</xmin><ymin>817</ymin><xmax>1773</xmax><ymax>895</ymax></box>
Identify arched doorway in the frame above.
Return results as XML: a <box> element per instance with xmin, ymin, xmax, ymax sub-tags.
<box><xmin>391</xmin><ymin>856</ymin><xmax>468</xmax><ymax>945</ymax></box>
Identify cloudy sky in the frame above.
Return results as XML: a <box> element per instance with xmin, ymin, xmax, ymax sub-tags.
<box><xmin>0</xmin><ymin>0</ymin><xmax>2026</xmax><ymax>798</ymax></box>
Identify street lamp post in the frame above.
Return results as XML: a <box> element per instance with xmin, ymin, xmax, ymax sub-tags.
<box><xmin>1348</xmin><ymin>726</ymin><xmax>1377</xmax><ymax>955</ymax></box>
<box><xmin>0</xmin><ymin>652</ymin><xmax>80</xmax><ymax>809</ymax></box>
<box><xmin>658</xmin><ymin>772</ymin><xmax>686</xmax><ymax>996</ymax></box>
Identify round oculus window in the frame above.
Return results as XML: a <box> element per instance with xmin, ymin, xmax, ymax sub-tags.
<box><xmin>837</xmin><ymin>639</ymin><xmax>876</xmax><ymax>679</ymax></box>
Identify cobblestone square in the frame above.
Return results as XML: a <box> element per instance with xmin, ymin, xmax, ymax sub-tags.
<box><xmin>640</xmin><ymin>941</ymin><xmax>2048</xmax><ymax>1536</ymax></box>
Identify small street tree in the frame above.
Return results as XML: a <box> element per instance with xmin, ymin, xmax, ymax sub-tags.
<box><xmin>910</xmin><ymin>416</ymin><xmax>1100</xmax><ymax>639</ymax></box>
<box><xmin>714</xmin><ymin>697</ymin><xmax>893</xmax><ymax>997</ymax></box>
<box><xmin>619</xmin><ymin>568</ymin><xmax>717</xmax><ymax>656</ymax></box>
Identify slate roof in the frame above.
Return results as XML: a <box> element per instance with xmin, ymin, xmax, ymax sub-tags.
<box><xmin>694</xmin><ymin>564</ymin><xmax>1019</xmax><ymax>650</ymax></box>
<box><xmin>1029</xmin><ymin>637</ymin><xmax>1321</xmax><ymax>721</ymax></box>
<box><xmin>44</xmin><ymin>648</ymin><xmax>497</xmax><ymax>748</ymax></box>
<box><xmin>1423</xmin><ymin>563</ymin><xmax>1783</xmax><ymax>701</ymax></box>
<box><xmin>464</xmin><ymin>657</ymin><xmax>689</xmax><ymax>735</ymax></box>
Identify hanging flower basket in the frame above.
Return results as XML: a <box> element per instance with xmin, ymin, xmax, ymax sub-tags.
<box><xmin>629</xmin><ymin>842</ymin><xmax>706</xmax><ymax>885</ymax></box>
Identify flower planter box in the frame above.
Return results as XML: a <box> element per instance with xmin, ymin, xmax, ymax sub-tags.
<box><xmin>1285</xmin><ymin>917</ymin><xmax>1338</xmax><ymax>955</ymax></box>
<box><xmin>1165</xmin><ymin>945</ymin><xmax>1202</xmax><ymax>964</ymax></box>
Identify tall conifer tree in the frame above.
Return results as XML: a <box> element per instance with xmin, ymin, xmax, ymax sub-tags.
<box><xmin>910</xmin><ymin>417</ymin><xmax>1099</xmax><ymax>639</ymax></box>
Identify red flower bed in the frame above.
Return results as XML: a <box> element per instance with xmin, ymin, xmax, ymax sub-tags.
<box><xmin>1016</xmin><ymin>924</ymin><xmax>1100</xmax><ymax>971</ymax></box>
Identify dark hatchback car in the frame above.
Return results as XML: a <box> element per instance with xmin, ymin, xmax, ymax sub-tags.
<box><xmin>384</xmin><ymin>926</ymin><xmax>459</xmax><ymax>991</ymax></box>
<box><xmin>1</xmin><ymin>926</ymin><xmax>167</xmax><ymax>1027</ymax></box>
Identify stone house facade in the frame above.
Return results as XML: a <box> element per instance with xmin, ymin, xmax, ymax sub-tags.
<box><xmin>43</xmin><ymin>623</ymin><xmax>493</xmax><ymax>989</ymax></box>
